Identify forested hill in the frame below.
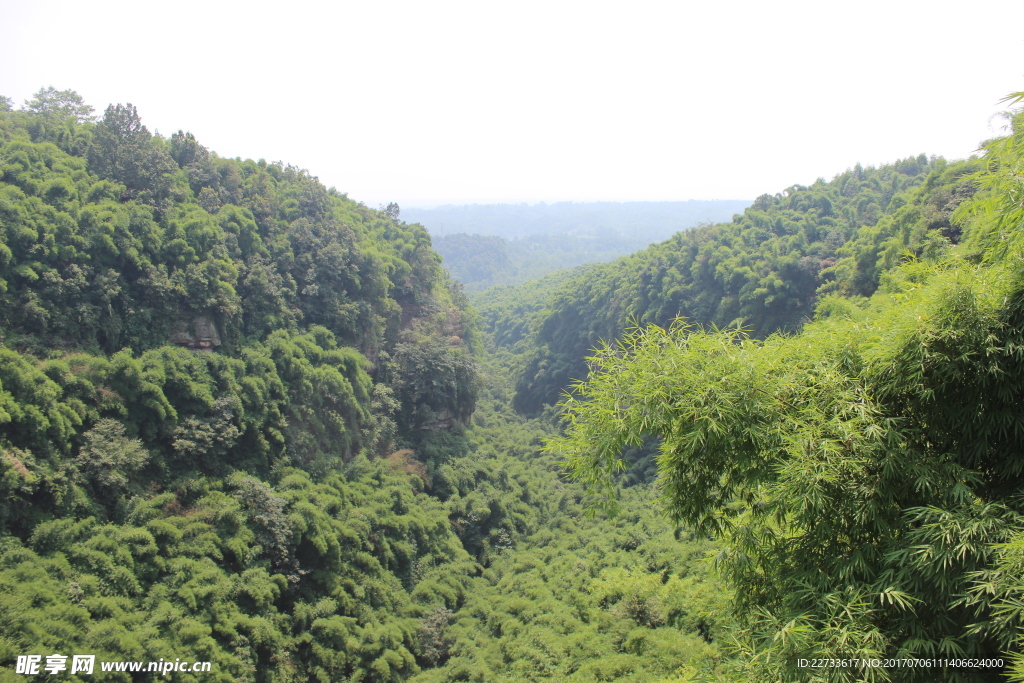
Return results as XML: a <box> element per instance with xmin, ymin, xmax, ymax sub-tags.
<box><xmin>0</xmin><ymin>91</ymin><xmax>493</xmax><ymax>681</ymax></box>
<box><xmin>422</xmin><ymin>201</ymin><xmax>752</xmax><ymax>291</ymax></box>
<box><xmin>0</xmin><ymin>96</ymin><xmax>478</xmax><ymax>443</ymax></box>
<box><xmin>552</xmin><ymin>96</ymin><xmax>1024</xmax><ymax>682</ymax></box>
<box><xmin>433</xmin><ymin>231</ymin><xmax>647</xmax><ymax>292</ymax></box>
<box><xmin>3</xmin><ymin>84</ymin><xmax>1024</xmax><ymax>683</ymax></box>
<box><xmin>0</xmin><ymin>89</ymin><xmax>736</xmax><ymax>683</ymax></box>
<box><xmin>503</xmin><ymin>154</ymin><xmax>979</xmax><ymax>413</ymax></box>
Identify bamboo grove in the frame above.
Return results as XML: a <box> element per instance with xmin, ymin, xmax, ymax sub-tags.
<box><xmin>2</xmin><ymin>86</ymin><xmax>1024</xmax><ymax>682</ymax></box>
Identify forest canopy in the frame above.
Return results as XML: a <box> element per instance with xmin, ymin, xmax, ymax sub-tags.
<box><xmin>550</xmin><ymin>95</ymin><xmax>1024</xmax><ymax>682</ymax></box>
<box><xmin>507</xmin><ymin>153</ymin><xmax>977</xmax><ymax>413</ymax></box>
<box><xmin>1</xmin><ymin>83</ymin><xmax>1023</xmax><ymax>683</ymax></box>
<box><xmin>0</xmin><ymin>89</ymin><xmax>492</xmax><ymax>683</ymax></box>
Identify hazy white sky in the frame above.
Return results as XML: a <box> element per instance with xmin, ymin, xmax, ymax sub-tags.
<box><xmin>2</xmin><ymin>0</ymin><xmax>1023</xmax><ymax>207</ymax></box>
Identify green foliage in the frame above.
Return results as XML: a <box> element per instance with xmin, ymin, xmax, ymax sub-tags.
<box><xmin>470</xmin><ymin>268</ymin><xmax>585</xmax><ymax>355</ymax></box>
<box><xmin>409</xmin><ymin>484</ymin><xmax>734</xmax><ymax>683</ymax></box>
<box><xmin>552</xmin><ymin>111</ymin><xmax>1024</xmax><ymax>679</ymax></box>
<box><xmin>0</xmin><ymin>91</ymin><xmax>492</xmax><ymax>683</ymax></box>
<box><xmin>821</xmin><ymin>157</ymin><xmax>980</xmax><ymax>297</ymax></box>
<box><xmin>75</xmin><ymin>418</ymin><xmax>149</xmax><ymax>497</ymax></box>
<box><xmin>88</xmin><ymin>103</ymin><xmax>178</xmax><ymax>205</ymax></box>
<box><xmin>434</xmin><ymin>234</ymin><xmax>512</xmax><ymax>289</ymax></box>
<box><xmin>510</xmin><ymin>155</ymin><xmax>964</xmax><ymax>413</ymax></box>
<box><xmin>13</xmin><ymin>83</ymin><xmax>1023</xmax><ymax>683</ymax></box>
<box><xmin>0</xmin><ymin>460</ymin><xmax>481</xmax><ymax>682</ymax></box>
<box><xmin>23</xmin><ymin>87</ymin><xmax>96</xmax><ymax>123</ymax></box>
<box><xmin>393</xmin><ymin>327</ymin><xmax>738</xmax><ymax>683</ymax></box>
<box><xmin>0</xmin><ymin>103</ymin><xmax>476</xmax><ymax>386</ymax></box>
<box><xmin>435</xmin><ymin>231</ymin><xmax>660</xmax><ymax>292</ymax></box>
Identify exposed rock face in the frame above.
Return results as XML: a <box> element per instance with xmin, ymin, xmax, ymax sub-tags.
<box><xmin>170</xmin><ymin>316</ymin><xmax>221</xmax><ymax>352</ymax></box>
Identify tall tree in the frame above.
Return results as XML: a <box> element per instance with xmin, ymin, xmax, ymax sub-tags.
<box><xmin>22</xmin><ymin>86</ymin><xmax>95</xmax><ymax>122</ymax></box>
<box><xmin>169</xmin><ymin>129</ymin><xmax>209</xmax><ymax>168</ymax></box>
<box><xmin>87</xmin><ymin>102</ymin><xmax>177</xmax><ymax>203</ymax></box>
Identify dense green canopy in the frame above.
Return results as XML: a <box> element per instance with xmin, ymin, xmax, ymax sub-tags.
<box><xmin>0</xmin><ymin>92</ymin><xmax>487</xmax><ymax>682</ymax></box>
<box><xmin>552</xmin><ymin>97</ymin><xmax>1024</xmax><ymax>682</ymax></box>
<box><xmin>509</xmin><ymin>154</ymin><xmax>978</xmax><ymax>413</ymax></box>
<box><xmin>1</xmin><ymin>83</ymin><xmax>1022</xmax><ymax>683</ymax></box>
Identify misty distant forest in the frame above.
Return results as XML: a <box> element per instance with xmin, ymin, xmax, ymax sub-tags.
<box><xmin>0</xmin><ymin>86</ymin><xmax>1022</xmax><ymax>683</ymax></box>
<box><xmin>409</xmin><ymin>201</ymin><xmax>750</xmax><ymax>290</ymax></box>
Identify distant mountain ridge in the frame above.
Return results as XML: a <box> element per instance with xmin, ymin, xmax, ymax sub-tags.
<box><xmin>484</xmin><ymin>155</ymin><xmax>971</xmax><ymax>414</ymax></box>
<box><xmin>402</xmin><ymin>199</ymin><xmax>752</xmax><ymax>241</ymax></box>
<box><xmin>407</xmin><ymin>200</ymin><xmax>751</xmax><ymax>290</ymax></box>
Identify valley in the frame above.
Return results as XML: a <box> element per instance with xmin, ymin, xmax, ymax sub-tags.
<box><xmin>0</xmin><ymin>88</ymin><xmax>1021</xmax><ymax>683</ymax></box>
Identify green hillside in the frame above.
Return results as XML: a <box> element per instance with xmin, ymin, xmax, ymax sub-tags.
<box><xmin>507</xmin><ymin>155</ymin><xmax>979</xmax><ymax>413</ymax></box>
<box><xmin>0</xmin><ymin>93</ymin><xmax>483</xmax><ymax>682</ymax></box>
<box><xmin>433</xmin><ymin>230</ymin><xmax>657</xmax><ymax>292</ymax></box>
<box><xmin>0</xmin><ymin>90</ymin><xmax>734</xmax><ymax>683</ymax></box>
<box><xmin>548</xmin><ymin>98</ymin><xmax>1024</xmax><ymax>681</ymax></box>
<box><xmin>0</xmin><ymin>85</ymin><xmax>1022</xmax><ymax>683</ymax></box>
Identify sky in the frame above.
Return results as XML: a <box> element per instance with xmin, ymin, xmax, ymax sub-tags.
<box><xmin>2</xmin><ymin>0</ymin><xmax>1023</xmax><ymax>208</ymax></box>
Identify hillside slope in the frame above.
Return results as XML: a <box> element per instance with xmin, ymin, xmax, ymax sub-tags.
<box><xmin>0</xmin><ymin>95</ymin><xmax>486</xmax><ymax>682</ymax></box>
<box><xmin>506</xmin><ymin>155</ymin><xmax>979</xmax><ymax>413</ymax></box>
<box><xmin>552</xmin><ymin>99</ymin><xmax>1024</xmax><ymax>682</ymax></box>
